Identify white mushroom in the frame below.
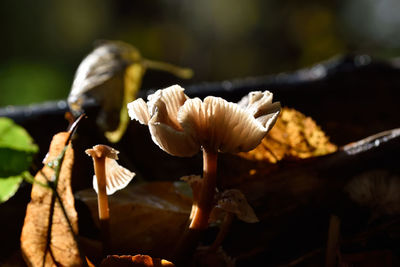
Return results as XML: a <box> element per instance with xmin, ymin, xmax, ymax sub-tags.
<box><xmin>128</xmin><ymin>84</ymin><xmax>280</xmax><ymax>262</ymax></box>
<box><xmin>128</xmin><ymin>84</ymin><xmax>281</xmax><ymax>156</ymax></box>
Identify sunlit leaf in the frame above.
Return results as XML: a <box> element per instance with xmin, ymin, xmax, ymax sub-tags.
<box><xmin>0</xmin><ymin>174</ymin><xmax>23</xmax><ymax>203</ymax></box>
<box><xmin>20</xmin><ymin>132</ymin><xmax>82</xmax><ymax>267</ymax></box>
<box><xmin>0</xmin><ymin>117</ymin><xmax>38</xmax><ymax>203</ymax></box>
<box><xmin>0</xmin><ymin>117</ymin><xmax>38</xmax><ymax>152</ymax></box>
<box><xmin>68</xmin><ymin>40</ymin><xmax>193</xmax><ymax>143</ymax></box>
<box><xmin>239</xmin><ymin>107</ymin><xmax>337</xmax><ymax>162</ymax></box>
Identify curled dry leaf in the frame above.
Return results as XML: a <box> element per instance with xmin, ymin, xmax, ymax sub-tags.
<box><xmin>20</xmin><ymin>132</ymin><xmax>82</xmax><ymax>267</ymax></box>
<box><xmin>239</xmin><ymin>107</ymin><xmax>337</xmax><ymax>162</ymax></box>
<box><xmin>68</xmin><ymin>41</ymin><xmax>193</xmax><ymax>143</ymax></box>
<box><xmin>100</xmin><ymin>254</ymin><xmax>175</xmax><ymax>267</ymax></box>
<box><xmin>76</xmin><ymin>181</ymin><xmax>192</xmax><ymax>257</ymax></box>
<box><xmin>209</xmin><ymin>189</ymin><xmax>259</xmax><ymax>224</ymax></box>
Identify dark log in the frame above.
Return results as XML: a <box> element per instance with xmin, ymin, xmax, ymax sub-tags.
<box><xmin>217</xmin><ymin>128</ymin><xmax>400</xmax><ymax>266</ymax></box>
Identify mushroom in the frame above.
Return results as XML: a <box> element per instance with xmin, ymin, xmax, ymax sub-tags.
<box><xmin>85</xmin><ymin>144</ymin><xmax>135</xmax><ymax>253</ymax></box>
<box><xmin>127</xmin><ymin>84</ymin><xmax>280</xmax><ymax>259</ymax></box>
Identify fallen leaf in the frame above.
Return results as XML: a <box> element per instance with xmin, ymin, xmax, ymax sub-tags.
<box><xmin>76</xmin><ymin>181</ymin><xmax>192</xmax><ymax>258</ymax></box>
<box><xmin>20</xmin><ymin>132</ymin><xmax>82</xmax><ymax>266</ymax></box>
<box><xmin>210</xmin><ymin>189</ymin><xmax>259</xmax><ymax>224</ymax></box>
<box><xmin>68</xmin><ymin>40</ymin><xmax>193</xmax><ymax>143</ymax></box>
<box><xmin>239</xmin><ymin>107</ymin><xmax>337</xmax><ymax>162</ymax></box>
<box><xmin>100</xmin><ymin>254</ymin><xmax>175</xmax><ymax>267</ymax></box>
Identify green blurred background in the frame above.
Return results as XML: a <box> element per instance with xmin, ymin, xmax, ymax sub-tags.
<box><xmin>1</xmin><ymin>0</ymin><xmax>400</xmax><ymax>107</ymax></box>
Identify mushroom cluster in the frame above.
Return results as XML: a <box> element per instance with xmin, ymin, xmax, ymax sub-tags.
<box><xmin>128</xmin><ymin>84</ymin><xmax>280</xmax><ymax>261</ymax></box>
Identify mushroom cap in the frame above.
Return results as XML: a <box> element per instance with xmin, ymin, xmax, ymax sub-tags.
<box><xmin>85</xmin><ymin>144</ymin><xmax>119</xmax><ymax>160</ymax></box>
<box><xmin>86</xmin><ymin>144</ymin><xmax>135</xmax><ymax>195</ymax></box>
<box><xmin>128</xmin><ymin>85</ymin><xmax>281</xmax><ymax>157</ymax></box>
<box><xmin>93</xmin><ymin>157</ymin><xmax>135</xmax><ymax>195</ymax></box>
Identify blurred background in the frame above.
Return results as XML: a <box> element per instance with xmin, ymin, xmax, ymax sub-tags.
<box><xmin>1</xmin><ymin>0</ymin><xmax>400</xmax><ymax>107</ymax></box>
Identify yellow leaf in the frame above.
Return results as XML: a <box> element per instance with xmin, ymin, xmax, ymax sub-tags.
<box><xmin>68</xmin><ymin>41</ymin><xmax>193</xmax><ymax>143</ymax></box>
<box><xmin>239</xmin><ymin>107</ymin><xmax>337</xmax><ymax>162</ymax></box>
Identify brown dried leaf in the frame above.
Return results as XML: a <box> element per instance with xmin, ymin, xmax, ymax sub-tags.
<box><xmin>100</xmin><ymin>254</ymin><xmax>175</xmax><ymax>267</ymax></box>
<box><xmin>210</xmin><ymin>189</ymin><xmax>259</xmax><ymax>223</ymax></box>
<box><xmin>76</xmin><ymin>181</ymin><xmax>192</xmax><ymax>258</ymax></box>
<box><xmin>20</xmin><ymin>132</ymin><xmax>82</xmax><ymax>266</ymax></box>
<box><xmin>239</xmin><ymin>107</ymin><xmax>337</xmax><ymax>162</ymax></box>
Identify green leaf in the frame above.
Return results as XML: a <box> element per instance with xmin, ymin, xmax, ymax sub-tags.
<box><xmin>0</xmin><ymin>117</ymin><xmax>38</xmax><ymax>152</ymax></box>
<box><xmin>0</xmin><ymin>148</ymin><xmax>35</xmax><ymax>177</ymax></box>
<box><xmin>0</xmin><ymin>117</ymin><xmax>38</xmax><ymax>203</ymax></box>
<box><xmin>0</xmin><ymin>173</ymin><xmax>24</xmax><ymax>203</ymax></box>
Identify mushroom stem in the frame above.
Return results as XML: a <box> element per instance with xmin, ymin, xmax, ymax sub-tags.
<box><xmin>173</xmin><ymin>149</ymin><xmax>218</xmax><ymax>263</ymax></box>
<box><xmin>91</xmin><ymin>156</ymin><xmax>110</xmax><ymax>255</ymax></box>
<box><xmin>190</xmin><ymin>149</ymin><xmax>218</xmax><ymax>230</ymax></box>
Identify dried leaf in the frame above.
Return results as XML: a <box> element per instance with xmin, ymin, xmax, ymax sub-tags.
<box><xmin>210</xmin><ymin>189</ymin><xmax>259</xmax><ymax>224</ymax></box>
<box><xmin>68</xmin><ymin>41</ymin><xmax>193</xmax><ymax>143</ymax></box>
<box><xmin>239</xmin><ymin>107</ymin><xmax>337</xmax><ymax>162</ymax></box>
<box><xmin>76</xmin><ymin>181</ymin><xmax>192</xmax><ymax>257</ymax></box>
<box><xmin>100</xmin><ymin>254</ymin><xmax>175</xmax><ymax>267</ymax></box>
<box><xmin>20</xmin><ymin>132</ymin><xmax>82</xmax><ymax>266</ymax></box>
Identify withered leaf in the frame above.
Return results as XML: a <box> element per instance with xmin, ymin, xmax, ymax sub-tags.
<box><xmin>100</xmin><ymin>254</ymin><xmax>175</xmax><ymax>267</ymax></box>
<box><xmin>20</xmin><ymin>132</ymin><xmax>82</xmax><ymax>267</ymax></box>
<box><xmin>239</xmin><ymin>107</ymin><xmax>337</xmax><ymax>162</ymax></box>
<box><xmin>209</xmin><ymin>189</ymin><xmax>259</xmax><ymax>224</ymax></box>
<box><xmin>76</xmin><ymin>181</ymin><xmax>192</xmax><ymax>258</ymax></box>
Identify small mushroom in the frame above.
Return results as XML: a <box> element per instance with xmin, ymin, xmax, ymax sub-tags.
<box><xmin>128</xmin><ymin>85</ymin><xmax>280</xmax><ymax>262</ymax></box>
<box><xmin>85</xmin><ymin>144</ymin><xmax>135</xmax><ymax>253</ymax></box>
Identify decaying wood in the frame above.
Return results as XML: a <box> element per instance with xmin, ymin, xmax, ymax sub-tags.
<box><xmin>215</xmin><ymin>128</ymin><xmax>400</xmax><ymax>266</ymax></box>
